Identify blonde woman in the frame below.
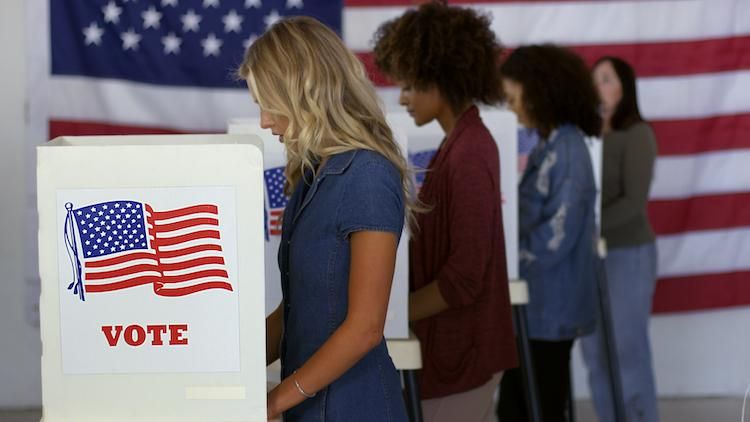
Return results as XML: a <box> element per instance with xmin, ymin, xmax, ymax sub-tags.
<box><xmin>238</xmin><ymin>17</ymin><xmax>411</xmax><ymax>421</ymax></box>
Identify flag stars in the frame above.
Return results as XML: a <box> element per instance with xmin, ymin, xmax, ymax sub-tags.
<box><xmin>264</xmin><ymin>10</ymin><xmax>282</xmax><ymax>29</ymax></box>
<box><xmin>245</xmin><ymin>0</ymin><xmax>261</xmax><ymax>7</ymax></box>
<box><xmin>142</xmin><ymin>6</ymin><xmax>162</xmax><ymax>30</ymax></box>
<box><xmin>126</xmin><ymin>203</ymin><xmax>133</xmax><ymax>208</ymax></box>
<box><xmin>203</xmin><ymin>0</ymin><xmax>220</xmax><ymax>7</ymax></box>
<box><xmin>121</xmin><ymin>28</ymin><xmax>142</xmax><ymax>51</ymax></box>
<box><xmin>181</xmin><ymin>9</ymin><xmax>202</xmax><ymax>32</ymax></box>
<box><xmin>286</xmin><ymin>0</ymin><xmax>303</xmax><ymax>9</ymax></box>
<box><xmin>162</xmin><ymin>32</ymin><xmax>182</xmax><ymax>55</ymax></box>
<box><xmin>162</xmin><ymin>0</ymin><xmax>178</xmax><ymax>6</ymax></box>
<box><xmin>243</xmin><ymin>34</ymin><xmax>258</xmax><ymax>49</ymax></box>
<box><xmin>223</xmin><ymin>9</ymin><xmax>244</xmax><ymax>33</ymax></box>
<box><xmin>82</xmin><ymin>22</ymin><xmax>104</xmax><ymax>46</ymax></box>
<box><xmin>201</xmin><ymin>33</ymin><xmax>223</xmax><ymax>57</ymax></box>
<box><xmin>102</xmin><ymin>1</ymin><xmax>122</xmax><ymax>24</ymax></box>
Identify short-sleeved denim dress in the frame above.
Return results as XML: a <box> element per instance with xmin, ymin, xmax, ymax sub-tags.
<box><xmin>277</xmin><ymin>149</ymin><xmax>409</xmax><ymax>422</ymax></box>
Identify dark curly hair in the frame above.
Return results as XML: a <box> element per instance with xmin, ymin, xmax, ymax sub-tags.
<box><xmin>372</xmin><ymin>1</ymin><xmax>503</xmax><ymax>112</ymax></box>
<box><xmin>500</xmin><ymin>44</ymin><xmax>602</xmax><ymax>138</ymax></box>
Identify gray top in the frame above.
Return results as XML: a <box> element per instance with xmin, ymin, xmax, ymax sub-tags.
<box><xmin>601</xmin><ymin>121</ymin><xmax>658</xmax><ymax>249</ymax></box>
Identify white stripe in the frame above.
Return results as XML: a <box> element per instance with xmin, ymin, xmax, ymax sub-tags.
<box><xmin>160</xmin><ymin>250</ymin><xmax>223</xmax><ymax>264</ymax></box>
<box><xmin>650</xmin><ymin>149</ymin><xmax>750</xmax><ymax>200</ymax></box>
<box><xmin>84</xmin><ymin>270</ymin><xmax>161</xmax><ymax>284</ymax></box>
<box><xmin>159</xmin><ymin>278</ymin><xmax>232</xmax><ymax>291</ymax></box>
<box><xmin>163</xmin><ymin>264</ymin><xmax>227</xmax><ymax>277</ymax></box>
<box><xmin>48</xmin><ymin>75</ymin><xmax>251</xmax><ymax>132</ymax></box>
<box><xmin>343</xmin><ymin>0</ymin><xmax>750</xmax><ymax>51</ymax></box>
<box><xmin>157</xmin><ymin>238</ymin><xmax>222</xmax><ymax>252</ymax></box>
<box><xmin>657</xmin><ymin>227</ymin><xmax>750</xmax><ymax>278</ymax></box>
<box><xmin>85</xmin><ymin>249</ymin><xmax>156</xmax><ymax>263</ymax></box>
<box><xmin>48</xmin><ymin>71</ymin><xmax>750</xmax><ymax>131</ymax></box>
<box><xmin>85</xmin><ymin>259</ymin><xmax>158</xmax><ymax>273</ymax></box>
<box><xmin>155</xmin><ymin>225</ymin><xmax>220</xmax><ymax>239</ymax></box>
<box><xmin>153</xmin><ymin>212</ymin><xmax>219</xmax><ymax>225</ymax></box>
<box><xmin>639</xmin><ymin>70</ymin><xmax>750</xmax><ymax>120</ymax></box>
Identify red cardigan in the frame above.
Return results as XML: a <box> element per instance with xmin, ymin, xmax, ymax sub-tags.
<box><xmin>410</xmin><ymin>106</ymin><xmax>518</xmax><ymax>399</ymax></box>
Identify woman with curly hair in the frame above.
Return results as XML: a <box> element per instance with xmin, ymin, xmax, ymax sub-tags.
<box><xmin>496</xmin><ymin>44</ymin><xmax>601</xmax><ymax>421</ymax></box>
<box><xmin>373</xmin><ymin>2</ymin><xmax>517</xmax><ymax>421</ymax></box>
<box><xmin>239</xmin><ymin>17</ymin><xmax>411</xmax><ymax>421</ymax></box>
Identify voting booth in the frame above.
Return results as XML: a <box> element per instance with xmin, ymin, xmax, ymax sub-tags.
<box><xmin>228</xmin><ymin>119</ymin><xmax>412</xmax><ymax>339</ymax></box>
<box><xmin>37</xmin><ymin>135</ymin><xmax>268</xmax><ymax>421</ymax></box>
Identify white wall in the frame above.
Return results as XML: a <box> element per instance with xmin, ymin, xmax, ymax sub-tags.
<box><xmin>572</xmin><ymin>307</ymin><xmax>750</xmax><ymax>399</ymax></box>
<box><xmin>0</xmin><ymin>0</ymin><xmax>42</xmax><ymax>408</ymax></box>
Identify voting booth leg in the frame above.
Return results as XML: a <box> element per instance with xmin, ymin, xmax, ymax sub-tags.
<box><xmin>595</xmin><ymin>257</ymin><xmax>628</xmax><ymax>422</ymax></box>
<box><xmin>402</xmin><ymin>370</ymin><xmax>424</xmax><ymax>422</ymax></box>
<box><xmin>513</xmin><ymin>305</ymin><xmax>543</xmax><ymax>422</ymax></box>
<box><xmin>568</xmin><ymin>368</ymin><xmax>577</xmax><ymax>422</ymax></box>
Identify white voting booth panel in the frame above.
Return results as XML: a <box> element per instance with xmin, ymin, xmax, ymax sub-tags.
<box><xmin>37</xmin><ymin>135</ymin><xmax>267</xmax><ymax>422</ymax></box>
<box><xmin>228</xmin><ymin>120</ymin><xmax>410</xmax><ymax>339</ymax></box>
<box><xmin>387</xmin><ymin>109</ymin><xmax>519</xmax><ymax>281</ymax></box>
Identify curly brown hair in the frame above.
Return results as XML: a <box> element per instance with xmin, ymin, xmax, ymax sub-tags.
<box><xmin>372</xmin><ymin>1</ymin><xmax>503</xmax><ymax>112</ymax></box>
<box><xmin>500</xmin><ymin>44</ymin><xmax>602</xmax><ymax>138</ymax></box>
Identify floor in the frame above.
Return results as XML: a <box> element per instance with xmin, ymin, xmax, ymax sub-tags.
<box><xmin>0</xmin><ymin>398</ymin><xmax>745</xmax><ymax>421</ymax></box>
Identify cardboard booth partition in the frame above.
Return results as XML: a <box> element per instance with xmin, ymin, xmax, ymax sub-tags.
<box><xmin>37</xmin><ymin>135</ymin><xmax>267</xmax><ymax>422</ymax></box>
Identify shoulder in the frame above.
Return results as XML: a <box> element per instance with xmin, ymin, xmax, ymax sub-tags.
<box><xmin>346</xmin><ymin>149</ymin><xmax>401</xmax><ymax>181</ymax></box>
<box><xmin>450</xmin><ymin>120</ymin><xmax>499</xmax><ymax>162</ymax></box>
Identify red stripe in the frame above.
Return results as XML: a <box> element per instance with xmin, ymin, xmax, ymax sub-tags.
<box><xmin>158</xmin><ymin>244</ymin><xmax>222</xmax><ymax>258</ymax></box>
<box><xmin>85</xmin><ymin>264</ymin><xmax>159</xmax><ymax>280</ymax></box>
<box><xmin>155</xmin><ymin>230</ymin><xmax>221</xmax><ymax>247</ymax></box>
<box><xmin>49</xmin><ymin>119</ymin><xmax>188</xmax><ymax>140</ymax></box>
<box><xmin>358</xmin><ymin>36</ymin><xmax>750</xmax><ymax>86</ymax></box>
<box><xmin>652</xmin><ymin>113</ymin><xmax>750</xmax><ymax>156</ymax></box>
<box><xmin>649</xmin><ymin>193</ymin><xmax>750</xmax><ymax>236</ymax></box>
<box><xmin>653</xmin><ymin>271</ymin><xmax>750</xmax><ymax>313</ymax></box>
<box><xmin>156</xmin><ymin>217</ymin><xmax>219</xmax><ymax>233</ymax></box>
<box><xmin>85</xmin><ymin>251</ymin><xmax>156</xmax><ymax>268</ymax></box>
<box><xmin>161</xmin><ymin>269</ymin><xmax>229</xmax><ymax>283</ymax></box>
<box><xmin>570</xmin><ymin>36</ymin><xmax>750</xmax><ymax>77</ymax></box>
<box><xmin>155</xmin><ymin>281</ymin><xmax>233</xmax><ymax>296</ymax></box>
<box><xmin>85</xmin><ymin>276</ymin><xmax>158</xmax><ymax>293</ymax></box>
<box><xmin>150</xmin><ymin>205</ymin><xmax>218</xmax><ymax>220</ymax></box>
<box><xmin>160</xmin><ymin>256</ymin><xmax>226</xmax><ymax>271</ymax></box>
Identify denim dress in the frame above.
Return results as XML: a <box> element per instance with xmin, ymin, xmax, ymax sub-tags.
<box><xmin>277</xmin><ymin>149</ymin><xmax>409</xmax><ymax>422</ymax></box>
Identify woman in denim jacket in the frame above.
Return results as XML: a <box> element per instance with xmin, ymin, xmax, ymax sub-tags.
<box><xmin>497</xmin><ymin>44</ymin><xmax>602</xmax><ymax>422</ymax></box>
<box><xmin>238</xmin><ymin>17</ymin><xmax>414</xmax><ymax>421</ymax></box>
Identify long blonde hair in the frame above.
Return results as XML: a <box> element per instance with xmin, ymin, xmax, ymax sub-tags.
<box><xmin>238</xmin><ymin>16</ymin><xmax>419</xmax><ymax>225</ymax></box>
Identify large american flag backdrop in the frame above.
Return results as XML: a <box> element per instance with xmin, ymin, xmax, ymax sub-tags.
<box><xmin>29</xmin><ymin>0</ymin><xmax>750</xmax><ymax>313</ymax></box>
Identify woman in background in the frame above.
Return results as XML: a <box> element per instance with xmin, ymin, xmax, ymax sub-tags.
<box><xmin>239</xmin><ymin>17</ymin><xmax>411</xmax><ymax>421</ymax></box>
<box><xmin>581</xmin><ymin>56</ymin><xmax>659</xmax><ymax>422</ymax></box>
<box><xmin>373</xmin><ymin>2</ymin><xmax>517</xmax><ymax>421</ymax></box>
<box><xmin>497</xmin><ymin>44</ymin><xmax>601</xmax><ymax>422</ymax></box>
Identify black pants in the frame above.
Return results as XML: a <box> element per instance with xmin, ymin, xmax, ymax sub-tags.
<box><xmin>497</xmin><ymin>339</ymin><xmax>575</xmax><ymax>422</ymax></box>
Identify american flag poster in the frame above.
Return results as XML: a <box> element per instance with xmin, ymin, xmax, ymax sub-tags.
<box><xmin>56</xmin><ymin>187</ymin><xmax>241</xmax><ymax>374</ymax></box>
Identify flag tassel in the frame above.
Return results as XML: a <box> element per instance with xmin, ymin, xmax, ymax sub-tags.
<box><xmin>63</xmin><ymin>202</ymin><xmax>85</xmax><ymax>301</ymax></box>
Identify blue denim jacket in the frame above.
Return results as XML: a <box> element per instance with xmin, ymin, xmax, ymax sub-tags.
<box><xmin>278</xmin><ymin>149</ymin><xmax>408</xmax><ymax>421</ymax></box>
<box><xmin>519</xmin><ymin>125</ymin><xmax>597</xmax><ymax>340</ymax></box>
